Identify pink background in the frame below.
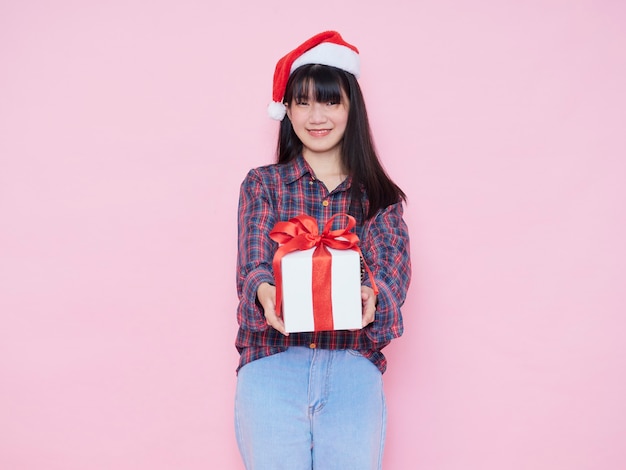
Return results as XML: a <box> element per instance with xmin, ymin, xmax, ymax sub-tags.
<box><xmin>1</xmin><ymin>1</ymin><xmax>625</xmax><ymax>469</ymax></box>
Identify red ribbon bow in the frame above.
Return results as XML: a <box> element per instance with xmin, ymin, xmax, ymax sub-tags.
<box><xmin>270</xmin><ymin>213</ymin><xmax>378</xmax><ymax>331</ymax></box>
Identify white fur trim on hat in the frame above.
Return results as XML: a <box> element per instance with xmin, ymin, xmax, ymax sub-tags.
<box><xmin>291</xmin><ymin>42</ymin><xmax>361</xmax><ymax>78</ymax></box>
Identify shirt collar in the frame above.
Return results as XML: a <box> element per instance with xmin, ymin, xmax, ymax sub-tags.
<box><xmin>279</xmin><ymin>155</ymin><xmax>314</xmax><ymax>185</ymax></box>
<box><xmin>279</xmin><ymin>155</ymin><xmax>352</xmax><ymax>190</ymax></box>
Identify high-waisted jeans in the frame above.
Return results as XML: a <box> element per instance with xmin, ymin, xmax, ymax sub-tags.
<box><xmin>235</xmin><ymin>346</ymin><xmax>386</xmax><ymax>470</ymax></box>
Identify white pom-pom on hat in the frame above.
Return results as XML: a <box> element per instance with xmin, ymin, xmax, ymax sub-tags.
<box><xmin>267</xmin><ymin>101</ymin><xmax>287</xmax><ymax>120</ymax></box>
<box><xmin>268</xmin><ymin>31</ymin><xmax>360</xmax><ymax>121</ymax></box>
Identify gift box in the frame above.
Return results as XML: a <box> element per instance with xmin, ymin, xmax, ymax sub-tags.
<box><xmin>280</xmin><ymin>245</ymin><xmax>361</xmax><ymax>332</ymax></box>
<box><xmin>270</xmin><ymin>214</ymin><xmax>377</xmax><ymax>333</ymax></box>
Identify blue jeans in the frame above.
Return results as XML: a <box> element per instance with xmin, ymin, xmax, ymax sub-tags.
<box><xmin>235</xmin><ymin>346</ymin><xmax>386</xmax><ymax>470</ymax></box>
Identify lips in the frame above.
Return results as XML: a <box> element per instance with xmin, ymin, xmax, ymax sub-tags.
<box><xmin>307</xmin><ymin>129</ymin><xmax>331</xmax><ymax>137</ymax></box>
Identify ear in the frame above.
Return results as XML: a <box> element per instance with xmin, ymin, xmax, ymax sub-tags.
<box><xmin>285</xmin><ymin>103</ymin><xmax>291</xmax><ymax>120</ymax></box>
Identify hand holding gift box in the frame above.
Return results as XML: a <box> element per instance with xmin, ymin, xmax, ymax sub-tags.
<box><xmin>270</xmin><ymin>214</ymin><xmax>378</xmax><ymax>333</ymax></box>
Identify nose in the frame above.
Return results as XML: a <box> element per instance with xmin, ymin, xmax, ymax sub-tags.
<box><xmin>308</xmin><ymin>102</ymin><xmax>328</xmax><ymax>123</ymax></box>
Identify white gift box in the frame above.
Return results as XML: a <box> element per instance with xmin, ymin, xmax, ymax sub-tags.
<box><xmin>280</xmin><ymin>246</ymin><xmax>362</xmax><ymax>333</ymax></box>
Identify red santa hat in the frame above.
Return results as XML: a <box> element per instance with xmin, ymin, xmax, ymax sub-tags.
<box><xmin>267</xmin><ymin>31</ymin><xmax>360</xmax><ymax>120</ymax></box>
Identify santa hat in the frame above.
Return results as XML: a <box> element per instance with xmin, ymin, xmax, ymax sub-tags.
<box><xmin>267</xmin><ymin>31</ymin><xmax>360</xmax><ymax>120</ymax></box>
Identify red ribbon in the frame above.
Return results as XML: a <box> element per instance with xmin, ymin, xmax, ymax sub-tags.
<box><xmin>270</xmin><ymin>213</ymin><xmax>378</xmax><ymax>331</ymax></box>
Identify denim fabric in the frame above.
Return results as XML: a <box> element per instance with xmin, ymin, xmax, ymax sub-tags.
<box><xmin>235</xmin><ymin>346</ymin><xmax>386</xmax><ymax>470</ymax></box>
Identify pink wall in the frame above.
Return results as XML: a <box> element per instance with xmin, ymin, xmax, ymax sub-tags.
<box><xmin>1</xmin><ymin>1</ymin><xmax>625</xmax><ymax>468</ymax></box>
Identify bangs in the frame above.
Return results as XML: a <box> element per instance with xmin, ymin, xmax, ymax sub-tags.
<box><xmin>288</xmin><ymin>64</ymin><xmax>347</xmax><ymax>103</ymax></box>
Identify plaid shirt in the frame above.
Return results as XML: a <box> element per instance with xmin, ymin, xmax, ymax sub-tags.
<box><xmin>236</xmin><ymin>156</ymin><xmax>411</xmax><ymax>374</ymax></box>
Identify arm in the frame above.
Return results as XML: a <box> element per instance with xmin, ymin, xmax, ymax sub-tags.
<box><xmin>360</xmin><ymin>201</ymin><xmax>411</xmax><ymax>343</ymax></box>
<box><xmin>236</xmin><ymin>169</ymin><xmax>280</xmax><ymax>332</ymax></box>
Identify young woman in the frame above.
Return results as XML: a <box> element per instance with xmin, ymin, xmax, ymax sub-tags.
<box><xmin>235</xmin><ymin>31</ymin><xmax>411</xmax><ymax>470</ymax></box>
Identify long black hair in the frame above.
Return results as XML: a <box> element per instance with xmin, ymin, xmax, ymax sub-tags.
<box><xmin>277</xmin><ymin>64</ymin><xmax>406</xmax><ymax>221</ymax></box>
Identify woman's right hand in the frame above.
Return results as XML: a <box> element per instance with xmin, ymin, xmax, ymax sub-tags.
<box><xmin>256</xmin><ymin>282</ymin><xmax>289</xmax><ymax>336</ymax></box>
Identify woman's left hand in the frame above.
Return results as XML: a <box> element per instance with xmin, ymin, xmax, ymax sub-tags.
<box><xmin>361</xmin><ymin>285</ymin><xmax>377</xmax><ymax>327</ymax></box>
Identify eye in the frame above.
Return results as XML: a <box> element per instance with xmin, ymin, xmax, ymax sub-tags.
<box><xmin>295</xmin><ymin>99</ymin><xmax>309</xmax><ymax>106</ymax></box>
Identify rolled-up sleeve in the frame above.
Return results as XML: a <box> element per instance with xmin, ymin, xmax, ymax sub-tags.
<box><xmin>361</xmin><ymin>201</ymin><xmax>411</xmax><ymax>344</ymax></box>
<box><xmin>236</xmin><ymin>169</ymin><xmax>277</xmax><ymax>332</ymax></box>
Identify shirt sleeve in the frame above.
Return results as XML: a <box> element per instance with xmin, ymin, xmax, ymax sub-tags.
<box><xmin>360</xmin><ymin>201</ymin><xmax>411</xmax><ymax>344</ymax></box>
<box><xmin>236</xmin><ymin>168</ymin><xmax>277</xmax><ymax>332</ymax></box>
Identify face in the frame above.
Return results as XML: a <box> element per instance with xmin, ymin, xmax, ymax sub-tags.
<box><xmin>286</xmin><ymin>87</ymin><xmax>349</xmax><ymax>159</ymax></box>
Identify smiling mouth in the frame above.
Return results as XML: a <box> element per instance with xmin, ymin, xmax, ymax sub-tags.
<box><xmin>307</xmin><ymin>129</ymin><xmax>331</xmax><ymax>137</ymax></box>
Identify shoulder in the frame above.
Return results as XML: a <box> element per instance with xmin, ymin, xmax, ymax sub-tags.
<box><xmin>241</xmin><ymin>163</ymin><xmax>279</xmax><ymax>187</ymax></box>
<box><xmin>365</xmin><ymin>199</ymin><xmax>405</xmax><ymax>220</ymax></box>
<box><xmin>243</xmin><ymin>162</ymin><xmax>278</xmax><ymax>178</ymax></box>
<box><xmin>241</xmin><ymin>159</ymin><xmax>302</xmax><ymax>188</ymax></box>
<box><xmin>365</xmin><ymin>201</ymin><xmax>407</xmax><ymax>232</ymax></box>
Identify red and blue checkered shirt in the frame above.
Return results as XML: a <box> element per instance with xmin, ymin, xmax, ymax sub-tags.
<box><xmin>236</xmin><ymin>156</ymin><xmax>411</xmax><ymax>374</ymax></box>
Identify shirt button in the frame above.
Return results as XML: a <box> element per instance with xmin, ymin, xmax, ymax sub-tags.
<box><xmin>309</xmin><ymin>343</ymin><xmax>316</xmax><ymax>349</ymax></box>
<box><xmin>322</xmin><ymin>200</ymin><xmax>329</xmax><ymax>207</ymax></box>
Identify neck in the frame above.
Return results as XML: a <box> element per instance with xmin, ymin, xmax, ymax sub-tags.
<box><xmin>302</xmin><ymin>148</ymin><xmax>343</xmax><ymax>173</ymax></box>
<box><xmin>303</xmin><ymin>150</ymin><xmax>347</xmax><ymax>192</ymax></box>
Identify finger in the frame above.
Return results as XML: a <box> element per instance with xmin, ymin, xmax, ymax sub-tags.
<box><xmin>362</xmin><ymin>302</ymin><xmax>376</xmax><ymax>327</ymax></box>
<box><xmin>361</xmin><ymin>286</ymin><xmax>376</xmax><ymax>305</ymax></box>
<box><xmin>270</xmin><ymin>318</ymin><xmax>289</xmax><ymax>336</ymax></box>
<box><xmin>264</xmin><ymin>311</ymin><xmax>289</xmax><ymax>336</ymax></box>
